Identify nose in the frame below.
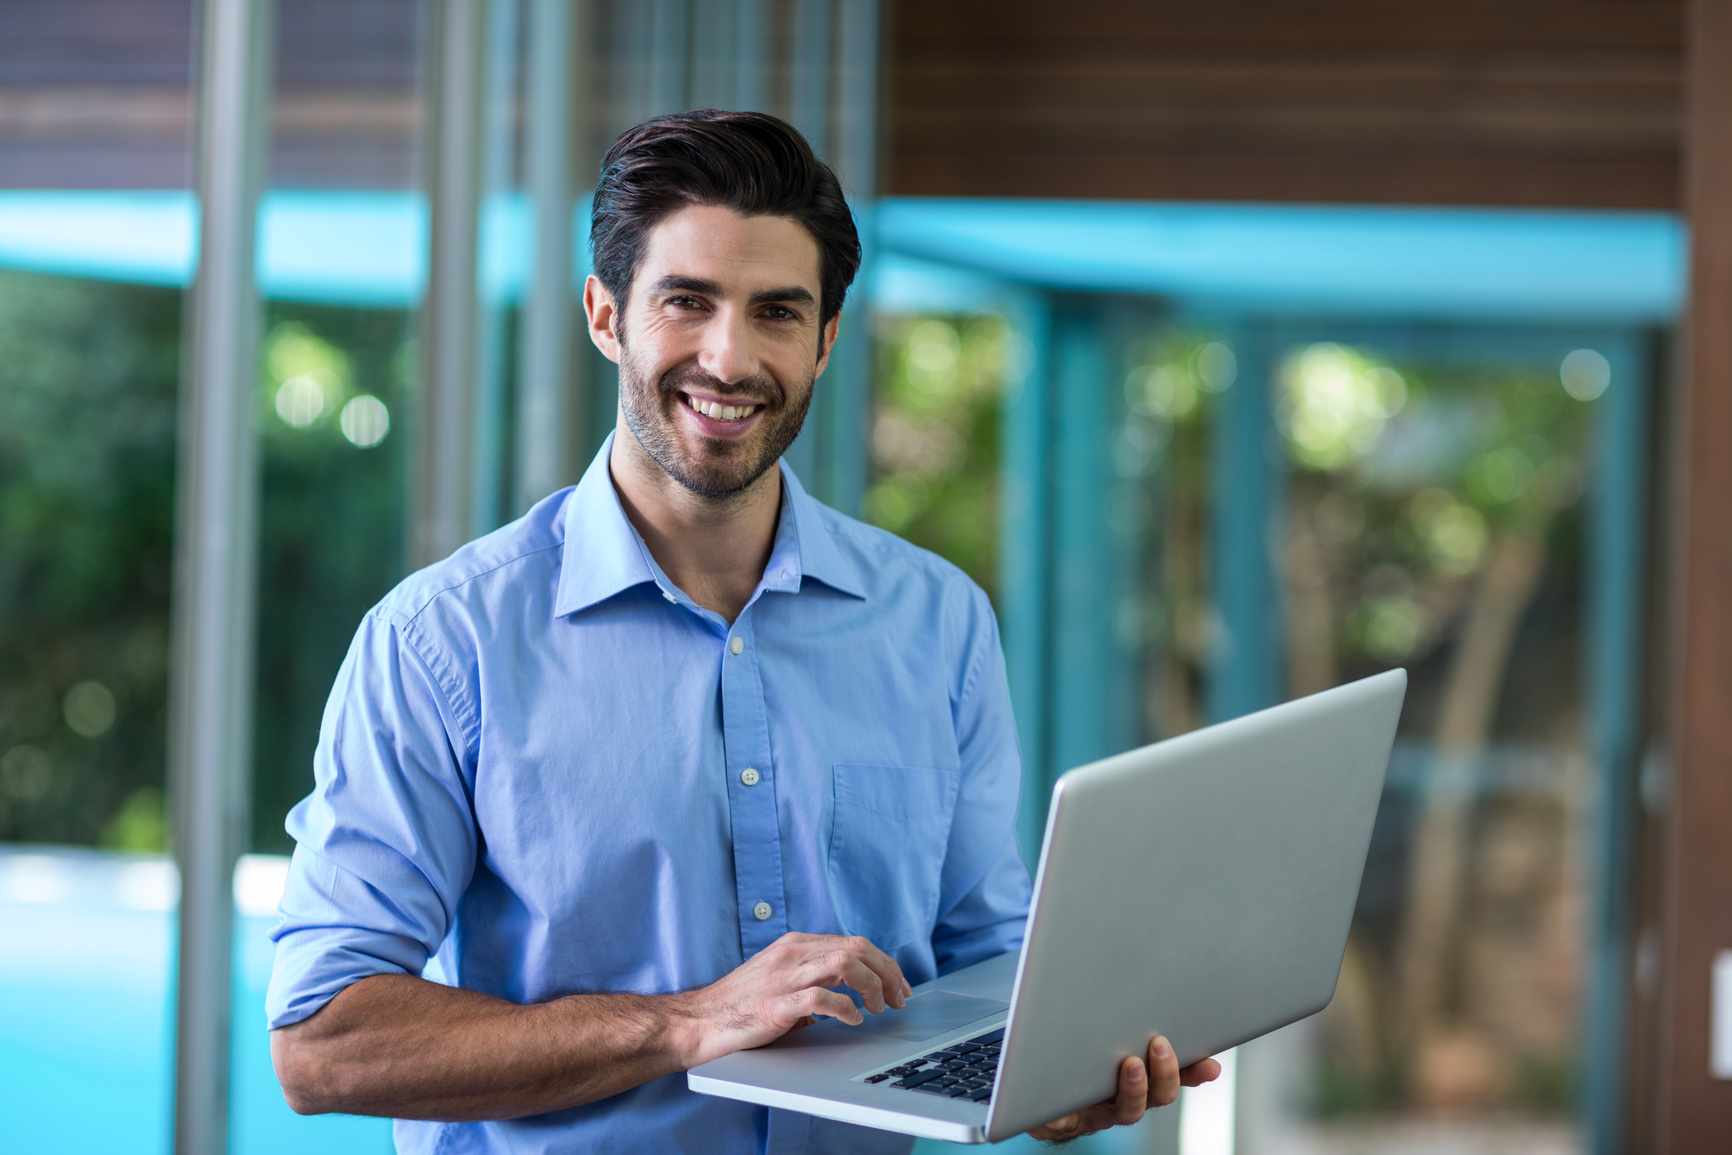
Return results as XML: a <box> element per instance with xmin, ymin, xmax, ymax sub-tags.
<box><xmin>696</xmin><ymin>305</ymin><xmax>761</xmax><ymax>388</ymax></box>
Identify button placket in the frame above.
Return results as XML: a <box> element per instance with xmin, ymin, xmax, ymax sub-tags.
<box><xmin>718</xmin><ymin>614</ymin><xmax>788</xmax><ymax>957</ymax></box>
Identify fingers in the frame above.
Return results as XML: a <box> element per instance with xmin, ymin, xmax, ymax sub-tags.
<box><xmin>1028</xmin><ymin>1114</ymin><xmax>1080</xmax><ymax>1141</ymax></box>
<box><xmin>805</xmin><ymin>948</ymin><xmax>891</xmax><ymax>1014</ymax></box>
<box><xmin>1110</xmin><ymin>1056</ymin><xmax>1149</xmax><ymax>1126</ymax></box>
<box><xmin>1180</xmin><ymin>1057</ymin><xmax>1222</xmax><ymax>1087</ymax></box>
<box><xmin>839</xmin><ymin>935</ymin><xmax>911</xmax><ymax>1010</ymax></box>
<box><xmin>782</xmin><ymin>986</ymin><xmax>862</xmax><ymax>1026</ymax></box>
<box><xmin>780</xmin><ymin>934</ymin><xmax>909</xmax><ymax>1013</ymax></box>
<box><xmin>1146</xmin><ymin>1036</ymin><xmax>1181</xmax><ymax>1107</ymax></box>
<box><xmin>1030</xmin><ymin>1056</ymin><xmax>1146</xmax><ymax>1139</ymax></box>
<box><xmin>1024</xmin><ymin>1038</ymin><xmax>1204</xmax><ymax>1141</ymax></box>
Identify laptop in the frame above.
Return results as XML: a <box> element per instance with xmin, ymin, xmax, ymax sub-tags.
<box><xmin>688</xmin><ymin>669</ymin><xmax>1406</xmax><ymax>1143</ymax></box>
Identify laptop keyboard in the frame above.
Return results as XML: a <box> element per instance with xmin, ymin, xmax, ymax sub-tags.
<box><xmin>860</xmin><ymin>1026</ymin><xmax>1004</xmax><ymax>1102</ymax></box>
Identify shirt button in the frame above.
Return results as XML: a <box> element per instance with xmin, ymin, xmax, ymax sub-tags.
<box><xmin>740</xmin><ymin>767</ymin><xmax>760</xmax><ymax>786</ymax></box>
<box><xmin>753</xmin><ymin>901</ymin><xmax>772</xmax><ymax>920</ymax></box>
<box><xmin>729</xmin><ymin>636</ymin><xmax>743</xmax><ymax>655</ymax></box>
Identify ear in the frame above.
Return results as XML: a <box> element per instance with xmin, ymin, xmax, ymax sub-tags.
<box><xmin>584</xmin><ymin>274</ymin><xmax>622</xmax><ymax>364</ymax></box>
<box><xmin>813</xmin><ymin>312</ymin><xmax>841</xmax><ymax>378</ymax></box>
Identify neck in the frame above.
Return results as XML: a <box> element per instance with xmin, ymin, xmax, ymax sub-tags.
<box><xmin>607</xmin><ymin>416</ymin><xmax>783</xmax><ymax>625</ymax></box>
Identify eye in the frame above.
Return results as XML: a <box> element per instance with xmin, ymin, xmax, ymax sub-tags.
<box><xmin>761</xmin><ymin>306</ymin><xmax>798</xmax><ymax>321</ymax></box>
<box><xmin>667</xmin><ymin>294</ymin><xmax>707</xmax><ymax>310</ymax></box>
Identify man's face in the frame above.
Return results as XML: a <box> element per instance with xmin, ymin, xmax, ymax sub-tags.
<box><xmin>586</xmin><ymin>203</ymin><xmax>837</xmax><ymax>499</ymax></box>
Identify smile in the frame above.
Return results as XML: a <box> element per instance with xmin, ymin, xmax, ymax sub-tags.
<box><xmin>681</xmin><ymin>393</ymin><xmax>760</xmax><ymax>424</ymax></box>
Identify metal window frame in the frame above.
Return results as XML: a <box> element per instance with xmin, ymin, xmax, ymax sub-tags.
<box><xmin>168</xmin><ymin>1</ymin><xmax>274</xmax><ymax>1152</ymax></box>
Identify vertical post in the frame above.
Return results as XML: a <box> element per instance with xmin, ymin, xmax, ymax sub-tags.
<box><xmin>169</xmin><ymin>1</ymin><xmax>272</xmax><ymax>1152</ymax></box>
<box><xmin>517</xmin><ymin>0</ymin><xmax>582</xmax><ymax>514</ymax></box>
<box><xmin>647</xmin><ymin>0</ymin><xmax>689</xmax><ymax>115</ymax></box>
<box><xmin>781</xmin><ymin>0</ymin><xmax>834</xmax><ymax>494</ymax></box>
<box><xmin>821</xmin><ymin>0</ymin><xmax>877</xmax><ymax>516</ymax></box>
<box><xmin>790</xmin><ymin>0</ymin><xmax>833</xmax><ymax>157</ymax></box>
<box><xmin>471</xmin><ymin>0</ymin><xmax>522</xmax><ymax>537</ymax></box>
<box><xmin>1203</xmin><ymin>324</ymin><xmax>1280</xmax><ymax>1155</ymax></box>
<box><xmin>999</xmin><ymin>291</ymin><xmax>1054</xmax><ymax>868</ymax></box>
<box><xmin>415</xmin><ymin>0</ymin><xmax>486</xmax><ymax>569</ymax></box>
<box><xmin>1206</xmin><ymin>325</ymin><xmax>1280</xmax><ymax>724</ymax></box>
<box><xmin>1582</xmin><ymin>334</ymin><xmax>1651</xmax><ymax>1155</ymax></box>
<box><xmin>734</xmin><ymin>0</ymin><xmax>769</xmax><ymax>111</ymax></box>
<box><xmin>1657</xmin><ymin>2</ymin><xmax>1732</xmax><ymax>1149</ymax></box>
<box><xmin>1048</xmin><ymin>301</ymin><xmax>1112</xmax><ymax>776</ymax></box>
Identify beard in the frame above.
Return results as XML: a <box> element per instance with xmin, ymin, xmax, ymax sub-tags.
<box><xmin>616</xmin><ymin>336</ymin><xmax>813</xmax><ymax>500</ymax></box>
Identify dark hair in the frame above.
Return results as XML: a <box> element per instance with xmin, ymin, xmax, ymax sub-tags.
<box><xmin>591</xmin><ymin>110</ymin><xmax>861</xmax><ymax>328</ymax></box>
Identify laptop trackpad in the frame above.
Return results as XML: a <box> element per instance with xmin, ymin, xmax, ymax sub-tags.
<box><xmin>841</xmin><ymin>990</ymin><xmax>1008</xmax><ymax>1042</ymax></box>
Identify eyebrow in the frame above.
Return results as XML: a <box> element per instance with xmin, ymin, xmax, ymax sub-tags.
<box><xmin>647</xmin><ymin>274</ymin><xmax>816</xmax><ymax>310</ymax></box>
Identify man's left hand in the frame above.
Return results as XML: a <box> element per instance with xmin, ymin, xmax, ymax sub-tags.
<box><xmin>1027</xmin><ymin>1035</ymin><xmax>1221</xmax><ymax>1142</ymax></box>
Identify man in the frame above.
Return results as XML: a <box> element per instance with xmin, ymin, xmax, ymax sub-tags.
<box><xmin>268</xmin><ymin>110</ymin><xmax>1218</xmax><ymax>1154</ymax></box>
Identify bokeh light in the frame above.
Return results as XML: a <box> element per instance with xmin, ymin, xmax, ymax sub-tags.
<box><xmin>338</xmin><ymin>394</ymin><xmax>390</xmax><ymax>448</ymax></box>
<box><xmin>1559</xmin><ymin>348</ymin><xmax>1611</xmax><ymax>401</ymax></box>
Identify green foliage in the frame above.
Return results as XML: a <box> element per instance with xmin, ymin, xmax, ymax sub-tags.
<box><xmin>251</xmin><ymin>304</ymin><xmax>412</xmax><ymax>853</ymax></box>
<box><xmin>0</xmin><ymin>269</ymin><xmax>412</xmax><ymax>854</ymax></box>
<box><xmin>100</xmin><ymin>785</ymin><xmax>167</xmax><ymax>852</ymax></box>
<box><xmin>0</xmin><ymin>269</ymin><xmax>179</xmax><ymax>846</ymax></box>
<box><xmin>1277</xmin><ymin>342</ymin><xmax>1592</xmax><ymax>670</ymax></box>
<box><xmin>863</xmin><ymin>315</ymin><xmax>1008</xmax><ymax>598</ymax></box>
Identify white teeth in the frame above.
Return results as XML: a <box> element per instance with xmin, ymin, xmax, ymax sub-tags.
<box><xmin>686</xmin><ymin>397</ymin><xmax>758</xmax><ymax>422</ymax></box>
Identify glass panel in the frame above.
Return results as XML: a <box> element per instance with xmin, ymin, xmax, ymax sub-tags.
<box><xmin>254</xmin><ymin>0</ymin><xmax>426</xmax><ymax>855</ymax></box>
<box><xmin>1253</xmin><ymin>339</ymin><xmax>1598</xmax><ymax>1154</ymax></box>
<box><xmin>1120</xmin><ymin>330</ymin><xmax>1224</xmax><ymax>744</ymax></box>
<box><xmin>864</xmin><ymin>312</ymin><xmax>1010</xmax><ymax>599</ymax></box>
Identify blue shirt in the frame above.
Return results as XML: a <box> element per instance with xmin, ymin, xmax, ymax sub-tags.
<box><xmin>267</xmin><ymin>436</ymin><xmax>1032</xmax><ymax>1155</ymax></box>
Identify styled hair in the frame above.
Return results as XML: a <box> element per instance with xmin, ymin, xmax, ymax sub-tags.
<box><xmin>590</xmin><ymin>109</ymin><xmax>861</xmax><ymax>328</ymax></box>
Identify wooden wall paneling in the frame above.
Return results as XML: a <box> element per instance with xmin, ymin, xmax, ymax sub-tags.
<box><xmin>888</xmin><ymin>0</ymin><xmax>1684</xmax><ymax>207</ymax></box>
<box><xmin>1656</xmin><ymin>0</ymin><xmax>1732</xmax><ymax>1149</ymax></box>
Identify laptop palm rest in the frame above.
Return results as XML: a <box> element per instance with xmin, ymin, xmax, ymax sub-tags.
<box><xmin>842</xmin><ymin>990</ymin><xmax>1007</xmax><ymax>1042</ymax></box>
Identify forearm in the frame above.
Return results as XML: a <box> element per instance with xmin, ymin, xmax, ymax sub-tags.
<box><xmin>272</xmin><ymin>973</ymin><xmax>699</xmax><ymax>1121</ymax></box>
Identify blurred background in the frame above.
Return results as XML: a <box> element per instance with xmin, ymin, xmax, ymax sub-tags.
<box><xmin>3</xmin><ymin>2</ymin><xmax>1729</xmax><ymax>1153</ymax></box>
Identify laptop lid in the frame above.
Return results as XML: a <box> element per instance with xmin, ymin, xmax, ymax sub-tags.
<box><xmin>984</xmin><ymin>669</ymin><xmax>1405</xmax><ymax>1141</ymax></box>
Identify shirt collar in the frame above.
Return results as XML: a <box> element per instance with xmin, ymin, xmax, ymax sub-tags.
<box><xmin>778</xmin><ymin>462</ymin><xmax>867</xmax><ymax>600</ymax></box>
<box><xmin>554</xmin><ymin>433</ymin><xmax>867</xmax><ymax>618</ymax></box>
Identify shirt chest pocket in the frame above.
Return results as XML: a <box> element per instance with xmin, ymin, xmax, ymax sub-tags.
<box><xmin>827</xmin><ymin>762</ymin><xmax>961</xmax><ymax>951</ymax></box>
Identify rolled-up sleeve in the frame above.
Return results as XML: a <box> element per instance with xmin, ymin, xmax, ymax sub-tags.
<box><xmin>266</xmin><ymin>608</ymin><xmax>480</xmax><ymax>1029</ymax></box>
<box><xmin>930</xmin><ymin>582</ymin><xmax>1031</xmax><ymax>974</ymax></box>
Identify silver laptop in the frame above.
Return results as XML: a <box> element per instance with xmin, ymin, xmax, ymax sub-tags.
<box><xmin>688</xmin><ymin>669</ymin><xmax>1406</xmax><ymax>1143</ymax></box>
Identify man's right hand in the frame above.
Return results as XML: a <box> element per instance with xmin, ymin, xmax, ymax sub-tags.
<box><xmin>674</xmin><ymin>932</ymin><xmax>912</xmax><ymax>1067</ymax></box>
<box><xmin>271</xmin><ymin>932</ymin><xmax>911</xmax><ymax>1122</ymax></box>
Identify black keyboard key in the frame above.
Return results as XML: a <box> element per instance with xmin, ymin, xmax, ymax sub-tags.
<box><xmin>947</xmin><ymin>1044</ymin><xmax>981</xmax><ymax>1055</ymax></box>
<box><xmin>896</xmin><ymin>1069</ymin><xmax>946</xmax><ymax>1089</ymax></box>
<box><xmin>969</xmin><ymin>1088</ymin><xmax>993</xmax><ymax>1102</ymax></box>
<box><xmin>864</xmin><ymin>1073</ymin><xmax>891</xmax><ymax>1084</ymax></box>
<box><xmin>945</xmin><ymin>1086</ymin><xmax>974</xmax><ymax>1097</ymax></box>
<box><xmin>911</xmin><ymin>1084</ymin><xmax>954</xmax><ymax>1097</ymax></box>
<box><xmin>886</xmin><ymin>1066</ymin><xmax>915</xmax><ymax>1077</ymax></box>
<box><xmin>973</xmin><ymin>1028</ymin><xmax>1006</xmax><ymax>1045</ymax></box>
